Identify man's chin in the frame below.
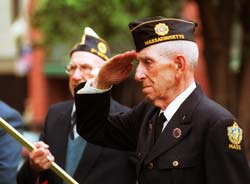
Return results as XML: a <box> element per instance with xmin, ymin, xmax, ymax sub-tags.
<box><xmin>143</xmin><ymin>92</ymin><xmax>153</xmax><ymax>101</ymax></box>
<box><xmin>142</xmin><ymin>90</ymin><xmax>157</xmax><ymax>103</ymax></box>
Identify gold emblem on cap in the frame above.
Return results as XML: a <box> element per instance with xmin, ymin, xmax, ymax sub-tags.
<box><xmin>97</xmin><ymin>42</ymin><xmax>107</xmax><ymax>54</ymax></box>
<box><xmin>227</xmin><ymin>121</ymin><xmax>242</xmax><ymax>150</ymax></box>
<box><xmin>154</xmin><ymin>23</ymin><xmax>169</xmax><ymax>36</ymax></box>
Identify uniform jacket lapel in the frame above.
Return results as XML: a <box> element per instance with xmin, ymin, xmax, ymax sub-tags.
<box><xmin>42</xmin><ymin>101</ymin><xmax>72</xmax><ymax>184</ymax></box>
<box><xmin>145</xmin><ymin>112</ymin><xmax>192</xmax><ymax>163</ymax></box>
<box><xmin>74</xmin><ymin>100</ymin><xmax>122</xmax><ymax>182</ymax></box>
<box><xmin>144</xmin><ymin>86</ymin><xmax>204</xmax><ymax>163</ymax></box>
<box><xmin>74</xmin><ymin>143</ymin><xmax>103</xmax><ymax>182</ymax></box>
<box><xmin>136</xmin><ymin>107</ymin><xmax>158</xmax><ymax>174</ymax></box>
<box><xmin>49</xmin><ymin>101</ymin><xmax>105</xmax><ymax>183</ymax></box>
<box><xmin>51</xmin><ymin>104</ymin><xmax>72</xmax><ymax>169</ymax></box>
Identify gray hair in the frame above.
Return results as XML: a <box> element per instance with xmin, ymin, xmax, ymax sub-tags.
<box><xmin>157</xmin><ymin>40</ymin><xmax>199</xmax><ymax>70</ymax></box>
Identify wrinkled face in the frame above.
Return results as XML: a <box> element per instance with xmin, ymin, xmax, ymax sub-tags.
<box><xmin>135</xmin><ymin>45</ymin><xmax>177</xmax><ymax>105</ymax></box>
<box><xmin>68</xmin><ymin>51</ymin><xmax>104</xmax><ymax>96</ymax></box>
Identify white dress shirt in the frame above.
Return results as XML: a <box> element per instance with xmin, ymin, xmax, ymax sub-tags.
<box><xmin>161</xmin><ymin>82</ymin><xmax>196</xmax><ymax>131</ymax></box>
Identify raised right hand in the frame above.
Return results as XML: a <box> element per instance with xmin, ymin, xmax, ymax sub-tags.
<box><xmin>93</xmin><ymin>50</ymin><xmax>137</xmax><ymax>89</ymax></box>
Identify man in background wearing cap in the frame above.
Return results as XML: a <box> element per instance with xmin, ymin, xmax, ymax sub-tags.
<box><xmin>17</xmin><ymin>27</ymin><xmax>137</xmax><ymax>184</ymax></box>
<box><xmin>74</xmin><ymin>17</ymin><xmax>250</xmax><ymax>184</ymax></box>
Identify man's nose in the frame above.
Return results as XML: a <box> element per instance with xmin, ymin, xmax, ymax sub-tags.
<box><xmin>134</xmin><ymin>64</ymin><xmax>146</xmax><ymax>82</ymax></box>
<box><xmin>71</xmin><ymin>67</ymin><xmax>83</xmax><ymax>79</ymax></box>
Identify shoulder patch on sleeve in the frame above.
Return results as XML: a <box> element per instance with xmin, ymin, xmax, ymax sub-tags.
<box><xmin>227</xmin><ymin>121</ymin><xmax>243</xmax><ymax>150</ymax></box>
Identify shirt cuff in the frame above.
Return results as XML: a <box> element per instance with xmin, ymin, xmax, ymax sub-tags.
<box><xmin>77</xmin><ymin>78</ymin><xmax>112</xmax><ymax>94</ymax></box>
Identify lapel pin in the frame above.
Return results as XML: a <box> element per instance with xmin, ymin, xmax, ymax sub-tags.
<box><xmin>173</xmin><ymin>128</ymin><xmax>181</xmax><ymax>138</ymax></box>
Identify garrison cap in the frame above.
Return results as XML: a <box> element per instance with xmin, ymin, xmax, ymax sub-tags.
<box><xmin>128</xmin><ymin>16</ymin><xmax>197</xmax><ymax>51</ymax></box>
<box><xmin>70</xmin><ymin>27</ymin><xmax>111</xmax><ymax>61</ymax></box>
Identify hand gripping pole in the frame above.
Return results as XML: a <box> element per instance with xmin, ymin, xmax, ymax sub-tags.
<box><xmin>0</xmin><ymin>117</ymin><xmax>79</xmax><ymax>184</ymax></box>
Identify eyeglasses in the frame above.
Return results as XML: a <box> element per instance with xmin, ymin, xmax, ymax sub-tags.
<box><xmin>65</xmin><ymin>63</ymin><xmax>98</xmax><ymax>75</ymax></box>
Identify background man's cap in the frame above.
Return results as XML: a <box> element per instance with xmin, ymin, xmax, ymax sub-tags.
<box><xmin>70</xmin><ymin>27</ymin><xmax>111</xmax><ymax>61</ymax></box>
<box><xmin>128</xmin><ymin>16</ymin><xmax>197</xmax><ymax>51</ymax></box>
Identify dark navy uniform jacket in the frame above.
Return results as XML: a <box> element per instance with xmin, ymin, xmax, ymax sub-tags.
<box><xmin>75</xmin><ymin>86</ymin><xmax>250</xmax><ymax>184</ymax></box>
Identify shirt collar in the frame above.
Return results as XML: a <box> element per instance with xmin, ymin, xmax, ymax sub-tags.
<box><xmin>162</xmin><ymin>82</ymin><xmax>196</xmax><ymax>122</ymax></box>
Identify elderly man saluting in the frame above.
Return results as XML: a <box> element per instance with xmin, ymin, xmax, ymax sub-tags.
<box><xmin>75</xmin><ymin>16</ymin><xmax>250</xmax><ymax>184</ymax></box>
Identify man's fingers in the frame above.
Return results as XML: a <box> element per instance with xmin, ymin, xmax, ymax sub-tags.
<box><xmin>30</xmin><ymin>147</ymin><xmax>53</xmax><ymax>163</ymax></box>
<box><xmin>111</xmin><ymin>50</ymin><xmax>136</xmax><ymax>65</ymax></box>
<box><xmin>106</xmin><ymin>52</ymin><xmax>135</xmax><ymax>73</ymax></box>
<box><xmin>41</xmin><ymin>154</ymin><xmax>54</xmax><ymax>169</ymax></box>
<box><xmin>47</xmin><ymin>154</ymin><xmax>54</xmax><ymax>162</ymax></box>
<box><xmin>34</xmin><ymin>141</ymin><xmax>49</xmax><ymax>149</ymax></box>
<box><xmin>121</xmin><ymin>50</ymin><xmax>136</xmax><ymax>61</ymax></box>
<box><xmin>94</xmin><ymin>50</ymin><xmax>136</xmax><ymax>88</ymax></box>
<box><xmin>29</xmin><ymin>147</ymin><xmax>54</xmax><ymax>171</ymax></box>
<box><xmin>30</xmin><ymin>147</ymin><xmax>46</xmax><ymax>159</ymax></box>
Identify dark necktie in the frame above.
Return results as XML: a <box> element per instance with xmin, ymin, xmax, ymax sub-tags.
<box><xmin>155</xmin><ymin>112</ymin><xmax>166</xmax><ymax>141</ymax></box>
<box><xmin>69</xmin><ymin>111</ymin><xmax>76</xmax><ymax>139</ymax></box>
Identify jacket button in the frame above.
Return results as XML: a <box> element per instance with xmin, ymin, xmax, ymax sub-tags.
<box><xmin>147</xmin><ymin>162</ymin><xmax>154</xmax><ymax>169</ymax></box>
<box><xmin>172</xmin><ymin>160</ymin><xmax>179</xmax><ymax>167</ymax></box>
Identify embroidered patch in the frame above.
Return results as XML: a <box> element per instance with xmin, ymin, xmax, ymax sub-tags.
<box><xmin>227</xmin><ymin>121</ymin><xmax>242</xmax><ymax>150</ymax></box>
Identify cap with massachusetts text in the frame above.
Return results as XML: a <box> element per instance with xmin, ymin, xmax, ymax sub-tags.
<box><xmin>128</xmin><ymin>16</ymin><xmax>197</xmax><ymax>51</ymax></box>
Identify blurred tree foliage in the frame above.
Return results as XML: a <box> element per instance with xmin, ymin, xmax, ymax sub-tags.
<box><xmin>31</xmin><ymin>0</ymin><xmax>180</xmax><ymax>61</ymax></box>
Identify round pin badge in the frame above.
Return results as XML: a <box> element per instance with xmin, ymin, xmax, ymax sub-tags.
<box><xmin>173</xmin><ymin>128</ymin><xmax>181</xmax><ymax>138</ymax></box>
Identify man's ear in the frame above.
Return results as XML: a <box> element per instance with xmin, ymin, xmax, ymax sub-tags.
<box><xmin>174</xmin><ymin>55</ymin><xmax>186</xmax><ymax>72</ymax></box>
